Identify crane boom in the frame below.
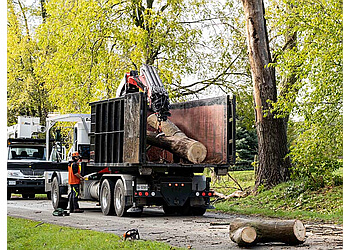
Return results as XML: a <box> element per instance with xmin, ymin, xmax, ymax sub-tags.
<box><xmin>116</xmin><ymin>64</ymin><xmax>171</xmax><ymax>122</ymax></box>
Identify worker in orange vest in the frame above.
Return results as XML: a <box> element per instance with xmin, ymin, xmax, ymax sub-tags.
<box><xmin>68</xmin><ymin>152</ymin><xmax>84</xmax><ymax>213</ymax></box>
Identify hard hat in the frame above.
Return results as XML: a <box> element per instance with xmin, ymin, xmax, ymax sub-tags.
<box><xmin>72</xmin><ymin>152</ymin><xmax>79</xmax><ymax>157</ymax></box>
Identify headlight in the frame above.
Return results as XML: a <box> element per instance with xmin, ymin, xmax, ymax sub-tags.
<box><xmin>7</xmin><ymin>170</ymin><xmax>24</xmax><ymax>178</ymax></box>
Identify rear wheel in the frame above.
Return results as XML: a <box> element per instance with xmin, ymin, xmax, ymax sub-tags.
<box><xmin>114</xmin><ymin>179</ymin><xmax>128</xmax><ymax>217</ymax></box>
<box><xmin>7</xmin><ymin>189</ymin><xmax>11</xmax><ymax>200</ymax></box>
<box><xmin>100</xmin><ymin>179</ymin><xmax>115</xmax><ymax>215</ymax></box>
<box><xmin>51</xmin><ymin>177</ymin><xmax>68</xmax><ymax>209</ymax></box>
<box><xmin>28</xmin><ymin>194</ymin><xmax>35</xmax><ymax>199</ymax></box>
<box><xmin>163</xmin><ymin>204</ymin><xmax>177</xmax><ymax>215</ymax></box>
<box><xmin>191</xmin><ymin>207</ymin><xmax>207</xmax><ymax>216</ymax></box>
<box><xmin>22</xmin><ymin>194</ymin><xmax>29</xmax><ymax>199</ymax></box>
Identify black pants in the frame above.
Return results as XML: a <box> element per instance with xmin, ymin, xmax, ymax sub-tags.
<box><xmin>69</xmin><ymin>184</ymin><xmax>80</xmax><ymax>212</ymax></box>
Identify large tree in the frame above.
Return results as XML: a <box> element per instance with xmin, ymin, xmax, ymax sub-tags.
<box><xmin>239</xmin><ymin>0</ymin><xmax>342</xmax><ymax>189</ymax></box>
<box><xmin>267</xmin><ymin>0</ymin><xmax>343</xmax><ymax>187</ymax></box>
<box><xmin>241</xmin><ymin>0</ymin><xmax>291</xmax><ymax>188</ymax></box>
<box><xmin>7</xmin><ymin>0</ymin><xmax>51</xmax><ymax>125</ymax></box>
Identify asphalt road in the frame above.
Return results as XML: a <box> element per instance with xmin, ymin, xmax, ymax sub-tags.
<box><xmin>7</xmin><ymin>197</ymin><xmax>343</xmax><ymax>249</ymax></box>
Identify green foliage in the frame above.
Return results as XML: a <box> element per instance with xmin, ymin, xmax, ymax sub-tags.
<box><xmin>8</xmin><ymin>0</ymin><xmax>256</xmax><ymax>147</ymax></box>
<box><xmin>264</xmin><ymin>0</ymin><xmax>343</xmax><ymax>188</ymax></box>
<box><xmin>7</xmin><ymin>0</ymin><xmax>343</xmax><ymax>193</ymax></box>
<box><xmin>235</xmin><ymin>125</ymin><xmax>257</xmax><ymax>169</ymax></box>
<box><xmin>7</xmin><ymin>0</ymin><xmax>52</xmax><ymax>125</ymax></box>
<box><xmin>7</xmin><ymin>217</ymin><xmax>179</xmax><ymax>249</ymax></box>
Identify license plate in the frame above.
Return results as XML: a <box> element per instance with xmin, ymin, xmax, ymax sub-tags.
<box><xmin>136</xmin><ymin>184</ymin><xmax>148</xmax><ymax>191</ymax></box>
<box><xmin>8</xmin><ymin>181</ymin><xmax>16</xmax><ymax>185</ymax></box>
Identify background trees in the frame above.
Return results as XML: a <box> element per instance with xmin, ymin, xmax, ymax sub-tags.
<box><xmin>7</xmin><ymin>0</ymin><xmax>51</xmax><ymax>124</ymax></box>
<box><xmin>7</xmin><ymin>0</ymin><xmax>342</xmax><ymax>190</ymax></box>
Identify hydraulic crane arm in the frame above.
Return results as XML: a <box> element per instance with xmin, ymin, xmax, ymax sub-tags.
<box><xmin>116</xmin><ymin>64</ymin><xmax>171</xmax><ymax>122</ymax></box>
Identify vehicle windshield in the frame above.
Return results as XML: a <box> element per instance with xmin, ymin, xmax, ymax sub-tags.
<box><xmin>8</xmin><ymin>146</ymin><xmax>46</xmax><ymax>160</ymax></box>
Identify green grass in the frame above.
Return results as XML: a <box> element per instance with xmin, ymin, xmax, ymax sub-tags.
<box><xmin>7</xmin><ymin>217</ymin><xmax>180</xmax><ymax>250</ymax></box>
<box><xmin>211</xmin><ymin>170</ymin><xmax>343</xmax><ymax>224</ymax></box>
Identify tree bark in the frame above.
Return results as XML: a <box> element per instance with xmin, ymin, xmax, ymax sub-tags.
<box><xmin>229</xmin><ymin>218</ymin><xmax>306</xmax><ymax>246</ymax></box>
<box><xmin>241</xmin><ymin>0</ymin><xmax>291</xmax><ymax>189</ymax></box>
<box><xmin>147</xmin><ymin>114</ymin><xmax>207</xmax><ymax>163</ymax></box>
<box><xmin>146</xmin><ymin>131</ymin><xmax>207</xmax><ymax>164</ymax></box>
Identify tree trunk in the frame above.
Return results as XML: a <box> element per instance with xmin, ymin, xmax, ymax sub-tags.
<box><xmin>229</xmin><ymin>218</ymin><xmax>306</xmax><ymax>246</ymax></box>
<box><xmin>241</xmin><ymin>0</ymin><xmax>290</xmax><ymax>189</ymax></box>
<box><xmin>147</xmin><ymin>114</ymin><xmax>207</xmax><ymax>163</ymax></box>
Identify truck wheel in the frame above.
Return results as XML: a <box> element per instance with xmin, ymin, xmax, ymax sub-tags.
<box><xmin>191</xmin><ymin>207</ymin><xmax>207</xmax><ymax>216</ymax></box>
<box><xmin>100</xmin><ymin>179</ymin><xmax>115</xmax><ymax>215</ymax></box>
<box><xmin>163</xmin><ymin>204</ymin><xmax>177</xmax><ymax>215</ymax></box>
<box><xmin>52</xmin><ymin>177</ymin><xmax>68</xmax><ymax>209</ymax></box>
<box><xmin>22</xmin><ymin>194</ymin><xmax>29</xmax><ymax>199</ymax></box>
<box><xmin>28</xmin><ymin>194</ymin><xmax>35</xmax><ymax>199</ymax></box>
<box><xmin>178</xmin><ymin>202</ymin><xmax>191</xmax><ymax>216</ymax></box>
<box><xmin>46</xmin><ymin>192</ymin><xmax>51</xmax><ymax>200</ymax></box>
<box><xmin>114</xmin><ymin>179</ymin><xmax>127</xmax><ymax>217</ymax></box>
<box><xmin>7</xmin><ymin>189</ymin><xmax>11</xmax><ymax>200</ymax></box>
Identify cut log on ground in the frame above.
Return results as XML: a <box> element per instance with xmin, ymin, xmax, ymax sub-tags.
<box><xmin>229</xmin><ymin>218</ymin><xmax>306</xmax><ymax>247</ymax></box>
<box><xmin>231</xmin><ymin>226</ymin><xmax>257</xmax><ymax>247</ymax></box>
<box><xmin>147</xmin><ymin>114</ymin><xmax>207</xmax><ymax>163</ymax></box>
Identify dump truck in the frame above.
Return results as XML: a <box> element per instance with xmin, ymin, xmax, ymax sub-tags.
<box><xmin>46</xmin><ymin>65</ymin><xmax>235</xmax><ymax>216</ymax></box>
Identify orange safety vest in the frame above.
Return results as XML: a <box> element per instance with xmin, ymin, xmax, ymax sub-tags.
<box><xmin>68</xmin><ymin>162</ymin><xmax>81</xmax><ymax>185</ymax></box>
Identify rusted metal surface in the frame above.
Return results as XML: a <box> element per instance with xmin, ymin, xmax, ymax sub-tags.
<box><xmin>90</xmin><ymin>94</ymin><xmax>234</xmax><ymax>167</ymax></box>
<box><xmin>123</xmin><ymin>93</ymin><xmax>147</xmax><ymax>163</ymax></box>
<box><xmin>147</xmin><ymin>96</ymin><xmax>232</xmax><ymax>165</ymax></box>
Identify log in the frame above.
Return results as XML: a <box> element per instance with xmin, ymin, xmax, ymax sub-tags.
<box><xmin>147</xmin><ymin>114</ymin><xmax>207</xmax><ymax>163</ymax></box>
<box><xmin>147</xmin><ymin>131</ymin><xmax>207</xmax><ymax>164</ymax></box>
<box><xmin>147</xmin><ymin>114</ymin><xmax>186</xmax><ymax>138</ymax></box>
<box><xmin>229</xmin><ymin>218</ymin><xmax>306</xmax><ymax>246</ymax></box>
<box><xmin>231</xmin><ymin>226</ymin><xmax>257</xmax><ymax>247</ymax></box>
<box><xmin>214</xmin><ymin>190</ymin><xmax>247</xmax><ymax>200</ymax></box>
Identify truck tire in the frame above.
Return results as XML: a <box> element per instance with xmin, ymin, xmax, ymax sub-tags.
<box><xmin>51</xmin><ymin>177</ymin><xmax>68</xmax><ymax>209</ymax></box>
<box><xmin>163</xmin><ymin>204</ymin><xmax>177</xmax><ymax>215</ymax></box>
<box><xmin>22</xmin><ymin>194</ymin><xmax>29</xmax><ymax>199</ymax></box>
<box><xmin>191</xmin><ymin>207</ymin><xmax>206</xmax><ymax>216</ymax></box>
<box><xmin>100</xmin><ymin>179</ymin><xmax>115</xmax><ymax>215</ymax></box>
<box><xmin>114</xmin><ymin>179</ymin><xmax>128</xmax><ymax>217</ymax></box>
<box><xmin>7</xmin><ymin>189</ymin><xmax>11</xmax><ymax>200</ymax></box>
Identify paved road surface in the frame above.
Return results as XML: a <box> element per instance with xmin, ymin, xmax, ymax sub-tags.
<box><xmin>7</xmin><ymin>198</ymin><xmax>343</xmax><ymax>249</ymax></box>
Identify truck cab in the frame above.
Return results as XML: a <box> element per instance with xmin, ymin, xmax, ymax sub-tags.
<box><xmin>7</xmin><ymin>138</ymin><xmax>49</xmax><ymax>199</ymax></box>
<box><xmin>7</xmin><ymin>116</ymin><xmax>67</xmax><ymax>200</ymax></box>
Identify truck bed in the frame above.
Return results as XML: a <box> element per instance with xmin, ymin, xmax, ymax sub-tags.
<box><xmin>88</xmin><ymin>93</ymin><xmax>235</xmax><ymax>174</ymax></box>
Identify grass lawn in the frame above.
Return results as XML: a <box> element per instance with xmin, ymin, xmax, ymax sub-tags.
<box><xmin>7</xmin><ymin>217</ymin><xmax>180</xmax><ymax>249</ymax></box>
<box><xmin>211</xmin><ymin>170</ymin><xmax>343</xmax><ymax>224</ymax></box>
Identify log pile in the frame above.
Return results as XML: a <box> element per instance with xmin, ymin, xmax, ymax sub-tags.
<box><xmin>147</xmin><ymin>114</ymin><xmax>207</xmax><ymax>164</ymax></box>
<box><xmin>229</xmin><ymin>218</ymin><xmax>306</xmax><ymax>247</ymax></box>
